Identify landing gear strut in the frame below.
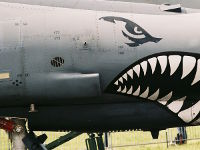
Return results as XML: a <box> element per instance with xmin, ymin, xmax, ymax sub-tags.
<box><xmin>0</xmin><ymin>118</ymin><xmax>27</xmax><ymax>150</ymax></box>
<box><xmin>24</xmin><ymin>132</ymin><xmax>105</xmax><ymax>150</ymax></box>
<box><xmin>45</xmin><ymin>132</ymin><xmax>81</xmax><ymax>149</ymax></box>
<box><xmin>0</xmin><ymin>118</ymin><xmax>106</xmax><ymax>150</ymax></box>
<box><xmin>86</xmin><ymin>133</ymin><xmax>105</xmax><ymax>150</ymax></box>
<box><xmin>9</xmin><ymin>118</ymin><xmax>27</xmax><ymax>150</ymax></box>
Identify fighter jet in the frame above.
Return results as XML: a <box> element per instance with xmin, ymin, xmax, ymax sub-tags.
<box><xmin>0</xmin><ymin>0</ymin><xmax>199</xmax><ymax>149</ymax></box>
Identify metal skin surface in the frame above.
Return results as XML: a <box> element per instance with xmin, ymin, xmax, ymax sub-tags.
<box><xmin>0</xmin><ymin>1</ymin><xmax>199</xmax><ymax>132</ymax></box>
<box><xmin>0</xmin><ymin>0</ymin><xmax>200</xmax><ymax>14</ymax></box>
<box><xmin>112</xmin><ymin>0</ymin><xmax>200</xmax><ymax>9</ymax></box>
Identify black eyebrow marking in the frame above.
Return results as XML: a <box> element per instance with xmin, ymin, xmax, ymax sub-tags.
<box><xmin>100</xmin><ymin>16</ymin><xmax>162</xmax><ymax>47</ymax></box>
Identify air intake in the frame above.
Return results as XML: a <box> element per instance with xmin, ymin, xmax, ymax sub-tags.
<box><xmin>51</xmin><ymin>57</ymin><xmax>64</xmax><ymax>67</ymax></box>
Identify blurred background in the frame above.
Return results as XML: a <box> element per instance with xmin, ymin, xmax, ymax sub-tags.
<box><xmin>1</xmin><ymin>126</ymin><xmax>200</xmax><ymax>150</ymax></box>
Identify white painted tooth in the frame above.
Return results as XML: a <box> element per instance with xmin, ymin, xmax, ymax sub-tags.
<box><xmin>167</xmin><ymin>96</ymin><xmax>186</xmax><ymax>113</ymax></box>
<box><xmin>181</xmin><ymin>56</ymin><xmax>196</xmax><ymax>79</ymax></box>
<box><xmin>159</xmin><ymin>101</ymin><xmax>167</xmax><ymax>105</ymax></box>
<box><xmin>133</xmin><ymin>65</ymin><xmax>140</xmax><ymax>77</ymax></box>
<box><xmin>140</xmin><ymin>61</ymin><xmax>147</xmax><ymax>76</ymax></box>
<box><xmin>114</xmin><ymin>80</ymin><xmax>118</xmax><ymax>85</ymax></box>
<box><xmin>121</xmin><ymin>86</ymin><xmax>127</xmax><ymax>93</ymax></box>
<box><xmin>157</xmin><ymin>56</ymin><xmax>167</xmax><ymax>74</ymax></box>
<box><xmin>191</xmin><ymin>100</ymin><xmax>200</xmax><ymax>119</ymax></box>
<box><xmin>168</xmin><ymin>55</ymin><xmax>181</xmax><ymax>76</ymax></box>
<box><xmin>157</xmin><ymin>92</ymin><xmax>173</xmax><ymax>105</ymax></box>
<box><xmin>117</xmin><ymin>86</ymin><xmax>121</xmax><ymax>92</ymax></box>
<box><xmin>119</xmin><ymin>77</ymin><xmax>123</xmax><ymax>83</ymax></box>
<box><xmin>133</xmin><ymin>86</ymin><xmax>140</xmax><ymax>96</ymax></box>
<box><xmin>127</xmin><ymin>69</ymin><xmax>133</xmax><ymax>79</ymax></box>
<box><xmin>148</xmin><ymin>89</ymin><xmax>160</xmax><ymax>101</ymax></box>
<box><xmin>192</xmin><ymin>59</ymin><xmax>200</xmax><ymax>85</ymax></box>
<box><xmin>148</xmin><ymin>57</ymin><xmax>157</xmax><ymax>74</ymax></box>
<box><xmin>178</xmin><ymin>107</ymin><xmax>192</xmax><ymax>123</ymax></box>
<box><xmin>127</xmin><ymin>86</ymin><xmax>133</xmax><ymax>95</ymax></box>
<box><xmin>178</xmin><ymin>100</ymin><xmax>200</xmax><ymax>123</ymax></box>
<box><xmin>140</xmin><ymin>87</ymin><xmax>149</xmax><ymax>98</ymax></box>
<box><xmin>122</xmin><ymin>73</ymin><xmax>128</xmax><ymax>81</ymax></box>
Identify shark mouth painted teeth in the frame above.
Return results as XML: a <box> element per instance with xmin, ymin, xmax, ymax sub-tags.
<box><xmin>106</xmin><ymin>52</ymin><xmax>200</xmax><ymax>124</ymax></box>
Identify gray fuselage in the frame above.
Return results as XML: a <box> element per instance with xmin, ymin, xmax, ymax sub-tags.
<box><xmin>0</xmin><ymin>1</ymin><xmax>199</xmax><ymax>131</ymax></box>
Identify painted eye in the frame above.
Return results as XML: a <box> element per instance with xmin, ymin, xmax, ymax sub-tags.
<box><xmin>131</xmin><ymin>26</ymin><xmax>145</xmax><ymax>39</ymax></box>
<box><xmin>133</xmin><ymin>27</ymin><xmax>143</xmax><ymax>35</ymax></box>
<box><xmin>100</xmin><ymin>16</ymin><xmax>162</xmax><ymax>47</ymax></box>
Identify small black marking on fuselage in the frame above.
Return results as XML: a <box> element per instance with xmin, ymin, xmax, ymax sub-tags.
<box><xmin>51</xmin><ymin>57</ymin><xmax>65</xmax><ymax>67</ymax></box>
<box><xmin>100</xmin><ymin>16</ymin><xmax>162</xmax><ymax>47</ymax></box>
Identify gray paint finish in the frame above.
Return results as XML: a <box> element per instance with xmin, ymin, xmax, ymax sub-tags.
<box><xmin>0</xmin><ymin>1</ymin><xmax>199</xmax><ymax>131</ymax></box>
<box><xmin>0</xmin><ymin>2</ymin><xmax>200</xmax><ymax>104</ymax></box>
<box><xmin>0</xmin><ymin>0</ymin><xmax>200</xmax><ymax>14</ymax></box>
<box><xmin>111</xmin><ymin>0</ymin><xmax>200</xmax><ymax>9</ymax></box>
